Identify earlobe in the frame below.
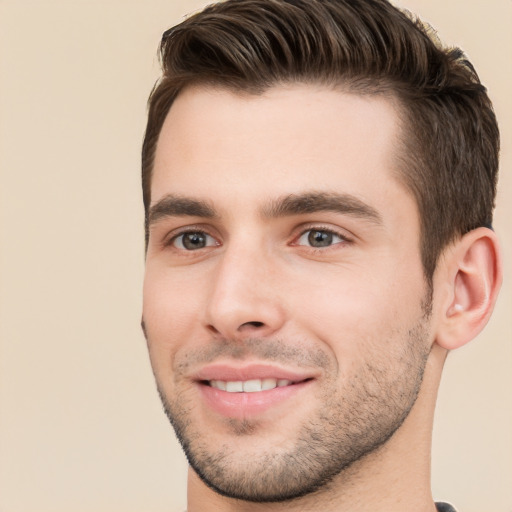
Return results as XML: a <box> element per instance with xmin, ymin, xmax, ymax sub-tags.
<box><xmin>436</xmin><ymin>227</ymin><xmax>502</xmax><ymax>350</ymax></box>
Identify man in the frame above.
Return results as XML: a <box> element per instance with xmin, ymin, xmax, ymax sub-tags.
<box><xmin>140</xmin><ymin>0</ymin><xmax>502</xmax><ymax>510</ymax></box>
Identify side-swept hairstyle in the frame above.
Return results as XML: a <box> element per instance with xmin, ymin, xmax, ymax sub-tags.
<box><xmin>142</xmin><ymin>0</ymin><xmax>499</xmax><ymax>280</ymax></box>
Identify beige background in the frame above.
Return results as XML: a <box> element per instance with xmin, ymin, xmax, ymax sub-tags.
<box><xmin>0</xmin><ymin>1</ymin><xmax>510</xmax><ymax>511</ymax></box>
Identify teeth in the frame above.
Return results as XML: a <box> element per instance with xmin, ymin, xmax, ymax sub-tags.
<box><xmin>210</xmin><ymin>380</ymin><xmax>226</xmax><ymax>391</ymax></box>
<box><xmin>226</xmin><ymin>381</ymin><xmax>243</xmax><ymax>392</ymax></box>
<box><xmin>243</xmin><ymin>379</ymin><xmax>263</xmax><ymax>392</ymax></box>
<box><xmin>262</xmin><ymin>378</ymin><xmax>277</xmax><ymax>390</ymax></box>
<box><xmin>209</xmin><ymin>378</ymin><xmax>295</xmax><ymax>392</ymax></box>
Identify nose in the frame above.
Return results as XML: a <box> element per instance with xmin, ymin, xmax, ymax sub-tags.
<box><xmin>203</xmin><ymin>242</ymin><xmax>286</xmax><ymax>340</ymax></box>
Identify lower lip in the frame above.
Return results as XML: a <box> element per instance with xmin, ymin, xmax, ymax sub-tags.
<box><xmin>198</xmin><ymin>381</ymin><xmax>312</xmax><ymax>419</ymax></box>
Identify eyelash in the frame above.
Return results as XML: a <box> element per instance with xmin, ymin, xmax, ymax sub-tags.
<box><xmin>164</xmin><ymin>227</ymin><xmax>219</xmax><ymax>251</ymax></box>
<box><xmin>293</xmin><ymin>225</ymin><xmax>353</xmax><ymax>249</ymax></box>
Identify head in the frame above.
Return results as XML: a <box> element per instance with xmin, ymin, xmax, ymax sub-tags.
<box><xmin>142</xmin><ymin>0</ymin><xmax>499</xmax><ymax>282</ymax></box>
<box><xmin>141</xmin><ymin>0</ymin><xmax>501</xmax><ymax>505</ymax></box>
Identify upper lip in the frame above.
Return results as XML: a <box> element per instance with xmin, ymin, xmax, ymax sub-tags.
<box><xmin>193</xmin><ymin>363</ymin><xmax>317</xmax><ymax>382</ymax></box>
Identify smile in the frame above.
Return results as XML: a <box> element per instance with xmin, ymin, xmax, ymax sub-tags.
<box><xmin>198</xmin><ymin>377</ymin><xmax>313</xmax><ymax>420</ymax></box>
<box><xmin>193</xmin><ymin>363</ymin><xmax>317</xmax><ymax>418</ymax></box>
<box><xmin>208</xmin><ymin>378</ymin><xmax>296</xmax><ymax>392</ymax></box>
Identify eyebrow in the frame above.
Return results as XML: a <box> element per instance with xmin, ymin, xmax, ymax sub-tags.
<box><xmin>147</xmin><ymin>194</ymin><xmax>217</xmax><ymax>227</ymax></box>
<box><xmin>147</xmin><ymin>191</ymin><xmax>382</xmax><ymax>228</ymax></box>
<box><xmin>262</xmin><ymin>192</ymin><xmax>382</xmax><ymax>224</ymax></box>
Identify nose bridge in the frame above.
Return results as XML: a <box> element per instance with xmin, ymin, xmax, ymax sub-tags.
<box><xmin>204</xmin><ymin>234</ymin><xmax>284</xmax><ymax>339</ymax></box>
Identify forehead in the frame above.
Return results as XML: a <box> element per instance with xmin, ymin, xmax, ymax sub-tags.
<box><xmin>152</xmin><ymin>84</ymin><xmax>412</xmax><ymax>219</ymax></box>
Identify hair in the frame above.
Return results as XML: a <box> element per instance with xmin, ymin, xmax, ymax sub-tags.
<box><xmin>142</xmin><ymin>0</ymin><xmax>499</xmax><ymax>280</ymax></box>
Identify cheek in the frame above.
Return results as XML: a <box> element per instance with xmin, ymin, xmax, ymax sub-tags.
<box><xmin>142</xmin><ymin>266</ymin><xmax>205</xmax><ymax>370</ymax></box>
<box><xmin>288</xmin><ymin>263</ymin><xmax>424</xmax><ymax>359</ymax></box>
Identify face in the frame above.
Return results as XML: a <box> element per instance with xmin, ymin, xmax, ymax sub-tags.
<box><xmin>143</xmin><ymin>85</ymin><xmax>433</xmax><ymax>502</ymax></box>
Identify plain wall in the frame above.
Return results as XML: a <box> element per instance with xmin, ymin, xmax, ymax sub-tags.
<box><xmin>0</xmin><ymin>1</ymin><xmax>510</xmax><ymax>511</ymax></box>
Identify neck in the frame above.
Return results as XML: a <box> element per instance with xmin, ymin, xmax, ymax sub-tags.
<box><xmin>186</xmin><ymin>345</ymin><xmax>446</xmax><ymax>512</ymax></box>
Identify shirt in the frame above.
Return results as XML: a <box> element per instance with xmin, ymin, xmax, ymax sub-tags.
<box><xmin>436</xmin><ymin>503</ymin><xmax>457</xmax><ymax>512</ymax></box>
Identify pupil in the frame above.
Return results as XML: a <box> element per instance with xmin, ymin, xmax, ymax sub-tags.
<box><xmin>183</xmin><ymin>232</ymin><xmax>206</xmax><ymax>250</ymax></box>
<box><xmin>308</xmin><ymin>230</ymin><xmax>332</xmax><ymax>247</ymax></box>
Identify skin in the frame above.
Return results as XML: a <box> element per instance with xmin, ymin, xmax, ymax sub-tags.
<box><xmin>142</xmin><ymin>85</ymin><xmax>501</xmax><ymax>511</ymax></box>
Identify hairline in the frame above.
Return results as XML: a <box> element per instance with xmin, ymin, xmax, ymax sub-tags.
<box><xmin>146</xmin><ymin>78</ymin><xmax>414</xmax><ymax>206</ymax></box>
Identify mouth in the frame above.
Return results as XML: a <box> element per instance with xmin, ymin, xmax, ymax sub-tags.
<box><xmin>205</xmin><ymin>377</ymin><xmax>309</xmax><ymax>393</ymax></box>
<box><xmin>194</xmin><ymin>364</ymin><xmax>316</xmax><ymax>419</ymax></box>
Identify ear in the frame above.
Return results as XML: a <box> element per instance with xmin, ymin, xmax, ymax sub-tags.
<box><xmin>435</xmin><ymin>227</ymin><xmax>502</xmax><ymax>350</ymax></box>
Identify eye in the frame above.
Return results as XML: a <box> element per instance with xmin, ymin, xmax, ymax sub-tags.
<box><xmin>171</xmin><ymin>231</ymin><xmax>218</xmax><ymax>250</ymax></box>
<box><xmin>296</xmin><ymin>229</ymin><xmax>347</xmax><ymax>248</ymax></box>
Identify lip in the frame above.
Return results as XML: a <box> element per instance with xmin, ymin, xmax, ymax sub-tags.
<box><xmin>194</xmin><ymin>363</ymin><xmax>316</xmax><ymax>419</ymax></box>
<box><xmin>194</xmin><ymin>363</ymin><xmax>316</xmax><ymax>382</ymax></box>
<box><xmin>198</xmin><ymin>380</ymin><xmax>312</xmax><ymax>418</ymax></box>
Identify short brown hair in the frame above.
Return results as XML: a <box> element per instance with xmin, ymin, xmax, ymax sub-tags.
<box><xmin>142</xmin><ymin>0</ymin><xmax>499</xmax><ymax>279</ymax></box>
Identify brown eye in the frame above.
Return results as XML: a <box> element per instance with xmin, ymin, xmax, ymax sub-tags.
<box><xmin>173</xmin><ymin>232</ymin><xmax>216</xmax><ymax>250</ymax></box>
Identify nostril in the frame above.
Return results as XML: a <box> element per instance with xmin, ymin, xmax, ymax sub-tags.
<box><xmin>206</xmin><ymin>324</ymin><xmax>221</xmax><ymax>335</ymax></box>
<box><xmin>242</xmin><ymin>321</ymin><xmax>264</xmax><ymax>328</ymax></box>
